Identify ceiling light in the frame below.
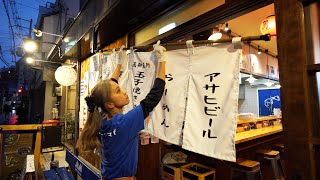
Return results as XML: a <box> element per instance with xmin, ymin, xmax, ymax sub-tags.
<box><xmin>258</xmin><ymin>46</ymin><xmax>261</xmax><ymax>54</ymax></box>
<box><xmin>208</xmin><ymin>32</ymin><xmax>222</xmax><ymax>40</ymax></box>
<box><xmin>245</xmin><ymin>74</ymin><xmax>257</xmax><ymax>84</ymax></box>
<box><xmin>224</xmin><ymin>22</ymin><xmax>229</xmax><ymax>31</ymax></box>
<box><xmin>158</xmin><ymin>23</ymin><xmax>176</xmax><ymax>35</ymax></box>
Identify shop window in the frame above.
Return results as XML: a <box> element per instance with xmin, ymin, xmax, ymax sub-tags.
<box><xmin>134</xmin><ymin>0</ymin><xmax>225</xmax><ymax>45</ymax></box>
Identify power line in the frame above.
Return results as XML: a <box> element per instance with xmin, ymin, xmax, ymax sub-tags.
<box><xmin>15</xmin><ymin>1</ymin><xmax>76</xmax><ymax>18</ymax></box>
<box><xmin>15</xmin><ymin>2</ymin><xmax>40</xmax><ymax>11</ymax></box>
<box><xmin>0</xmin><ymin>54</ymin><xmax>11</xmax><ymax>68</ymax></box>
<box><xmin>2</xmin><ymin>0</ymin><xmax>16</xmax><ymax>63</ymax></box>
<box><xmin>9</xmin><ymin>0</ymin><xmax>24</xmax><ymax>36</ymax></box>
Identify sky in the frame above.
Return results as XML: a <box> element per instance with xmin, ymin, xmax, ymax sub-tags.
<box><xmin>0</xmin><ymin>0</ymin><xmax>55</xmax><ymax>68</ymax></box>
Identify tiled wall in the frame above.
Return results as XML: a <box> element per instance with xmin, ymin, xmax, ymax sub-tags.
<box><xmin>238</xmin><ymin>83</ymin><xmax>259</xmax><ymax>115</ymax></box>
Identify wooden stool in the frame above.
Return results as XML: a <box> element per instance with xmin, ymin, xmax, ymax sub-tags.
<box><xmin>272</xmin><ymin>144</ymin><xmax>286</xmax><ymax>178</ymax></box>
<box><xmin>256</xmin><ymin>149</ymin><xmax>282</xmax><ymax>180</ymax></box>
<box><xmin>230</xmin><ymin>158</ymin><xmax>263</xmax><ymax>180</ymax></box>
<box><xmin>272</xmin><ymin>144</ymin><xmax>284</xmax><ymax>153</ymax></box>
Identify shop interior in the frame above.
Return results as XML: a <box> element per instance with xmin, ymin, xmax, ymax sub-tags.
<box><xmin>131</xmin><ymin>3</ymin><xmax>284</xmax><ymax>180</ymax></box>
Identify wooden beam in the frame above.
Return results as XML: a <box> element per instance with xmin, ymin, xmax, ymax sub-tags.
<box><xmin>307</xmin><ymin>64</ymin><xmax>320</xmax><ymax>74</ymax></box>
<box><xmin>34</xmin><ymin>127</ymin><xmax>42</xmax><ymax>180</ymax></box>
<box><xmin>0</xmin><ymin>124</ymin><xmax>52</xmax><ymax>131</ymax></box>
<box><xmin>274</xmin><ymin>0</ymin><xmax>317</xmax><ymax>179</ymax></box>
<box><xmin>0</xmin><ymin>128</ymin><xmax>3</xmax><ymax>178</ymax></box>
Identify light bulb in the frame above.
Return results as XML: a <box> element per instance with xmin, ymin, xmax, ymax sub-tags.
<box><xmin>208</xmin><ymin>32</ymin><xmax>222</xmax><ymax>40</ymax></box>
<box><xmin>26</xmin><ymin>57</ymin><xmax>34</xmax><ymax>64</ymax></box>
<box><xmin>24</xmin><ymin>41</ymin><xmax>37</xmax><ymax>53</ymax></box>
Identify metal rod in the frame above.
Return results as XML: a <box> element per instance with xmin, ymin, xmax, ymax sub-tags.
<box><xmin>101</xmin><ymin>34</ymin><xmax>271</xmax><ymax>52</ymax></box>
<box><xmin>41</xmin><ymin>31</ymin><xmax>63</xmax><ymax>37</ymax></box>
<box><xmin>33</xmin><ymin>60</ymin><xmax>63</xmax><ymax>64</ymax></box>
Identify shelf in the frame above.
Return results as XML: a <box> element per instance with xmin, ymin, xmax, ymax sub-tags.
<box><xmin>237</xmin><ymin>116</ymin><xmax>281</xmax><ymax>125</ymax></box>
<box><xmin>235</xmin><ymin>125</ymin><xmax>283</xmax><ymax>144</ymax></box>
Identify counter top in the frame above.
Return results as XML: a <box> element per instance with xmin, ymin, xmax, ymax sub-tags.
<box><xmin>235</xmin><ymin>124</ymin><xmax>283</xmax><ymax>144</ymax></box>
<box><xmin>237</xmin><ymin>115</ymin><xmax>282</xmax><ymax>125</ymax></box>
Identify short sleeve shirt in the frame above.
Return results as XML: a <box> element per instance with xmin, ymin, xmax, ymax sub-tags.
<box><xmin>99</xmin><ymin>105</ymin><xmax>145</xmax><ymax>179</ymax></box>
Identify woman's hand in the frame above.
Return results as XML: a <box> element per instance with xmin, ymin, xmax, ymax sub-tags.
<box><xmin>153</xmin><ymin>41</ymin><xmax>166</xmax><ymax>80</ymax></box>
<box><xmin>153</xmin><ymin>40</ymin><xmax>166</xmax><ymax>63</ymax></box>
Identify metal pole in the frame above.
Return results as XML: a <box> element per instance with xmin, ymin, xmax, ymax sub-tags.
<box><xmin>29</xmin><ymin>19</ymin><xmax>32</xmax><ymax>38</ymax></box>
<box><xmin>101</xmin><ymin>34</ymin><xmax>271</xmax><ymax>52</ymax></box>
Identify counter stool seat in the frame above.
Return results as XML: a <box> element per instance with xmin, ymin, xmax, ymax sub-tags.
<box><xmin>256</xmin><ymin>149</ymin><xmax>279</xmax><ymax>158</ymax></box>
<box><xmin>230</xmin><ymin>158</ymin><xmax>263</xmax><ymax>180</ymax></box>
<box><xmin>272</xmin><ymin>143</ymin><xmax>285</xmax><ymax>153</ymax></box>
<box><xmin>256</xmin><ymin>149</ymin><xmax>283</xmax><ymax>180</ymax></box>
<box><xmin>272</xmin><ymin>143</ymin><xmax>286</xmax><ymax>178</ymax></box>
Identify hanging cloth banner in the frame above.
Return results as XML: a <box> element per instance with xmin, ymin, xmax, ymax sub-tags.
<box><xmin>89</xmin><ymin>53</ymin><xmax>100</xmax><ymax>92</ymax></box>
<box><xmin>79</xmin><ymin>72</ymin><xmax>89</xmax><ymax>130</ymax></box>
<box><xmin>182</xmin><ymin>44</ymin><xmax>240</xmax><ymax>162</ymax></box>
<box><xmin>129</xmin><ymin>52</ymin><xmax>157</xmax><ymax>107</ymax></box>
<box><xmin>101</xmin><ymin>51</ymin><xmax>134</xmax><ymax>113</ymax></box>
<box><xmin>147</xmin><ymin>49</ymin><xmax>189</xmax><ymax>145</ymax></box>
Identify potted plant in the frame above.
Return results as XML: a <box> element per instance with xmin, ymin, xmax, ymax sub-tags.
<box><xmin>61</xmin><ymin>112</ymin><xmax>75</xmax><ymax>140</ymax></box>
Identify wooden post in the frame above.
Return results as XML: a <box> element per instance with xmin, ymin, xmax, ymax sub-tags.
<box><xmin>34</xmin><ymin>126</ymin><xmax>42</xmax><ymax>180</ymax></box>
<box><xmin>0</xmin><ymin>128</ymin><xmax>3</xmax><ymax>177</ymax></box>
<box><xmin>274</xmin><ymin>0</ymin><xmax>317</xmax><ymax>179</ymax></box>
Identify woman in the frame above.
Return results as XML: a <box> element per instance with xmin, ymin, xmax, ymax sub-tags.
<box><xmin>77</xmin><ymin>42</ymin><xmax>166</xmax><ymax>180</ymax></box>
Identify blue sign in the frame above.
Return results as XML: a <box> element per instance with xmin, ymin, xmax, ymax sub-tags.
<box><xmin>258</xmin><ymin>88</ymin><xmax>281</xmax><ymax>116</ymax></box>
<box><xmin>66</xmin><ymin>149</ymin><xmax>101</xmax><ymax>180</ymax></box>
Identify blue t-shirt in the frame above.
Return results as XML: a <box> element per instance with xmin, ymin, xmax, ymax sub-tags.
<box><xmin>99</xmin><ymin>105</ymin><xmax>145</xmax><ymax>179</ymax></box>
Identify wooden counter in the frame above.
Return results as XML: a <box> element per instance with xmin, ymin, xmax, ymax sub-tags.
<box><xmin>235</xmin><ymin>124</ymin><xmax>283</xmax><ymax>144</ymax></box>
<box><xmin>237</xmin><ymin>115</ymin><xmax>282</xmax><ymax>125</ymax></box>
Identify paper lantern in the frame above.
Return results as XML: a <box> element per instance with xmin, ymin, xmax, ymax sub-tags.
<box><xmin>55</xmin><ymin>65</ymin><xmax>77</xmax><ymax>86</ymax></box>
<box><xmin>260</xmin><ymin>15</ymin><xmax>276</xmax><ymax>36</ymax></box>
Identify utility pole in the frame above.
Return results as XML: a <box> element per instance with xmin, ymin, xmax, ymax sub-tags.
<box><xmin>29</xmin><ymin>19</ymin><xmax>32</xmax><ymax>38</ymax></box>
<box><xmin>17</xmin><ymin>17</ymin><xmax>33</xmax><ymax>38</ymax></box>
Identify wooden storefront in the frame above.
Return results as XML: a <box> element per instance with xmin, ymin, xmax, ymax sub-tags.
<box><xmin>69</xmin><ymin>0</ymin><xmax>319</xmax><ymax>179</ymax></box>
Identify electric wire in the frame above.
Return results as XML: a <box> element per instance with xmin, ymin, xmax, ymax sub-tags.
<box><xmin>2</xmin><ymin>0</ymin><xmax>16</xmax><ymax>63</ymax></box>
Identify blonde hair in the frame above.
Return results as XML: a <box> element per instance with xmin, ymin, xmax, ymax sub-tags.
<box><xmin>76</xmin><ymin>80</ymin><xmax>112</xmax><ymax>164</ymax></box>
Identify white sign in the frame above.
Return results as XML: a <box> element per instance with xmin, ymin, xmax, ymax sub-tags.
<box><xmin>55</xmin><ymin>65</ymin><xmax>77</xmax><ymax>86</ymax></box>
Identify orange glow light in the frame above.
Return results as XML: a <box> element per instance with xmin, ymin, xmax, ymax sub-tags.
<box><xmin>260</xmin><ymin>15</ymin><xmax>276</xmax><ymax>36</ymax></box>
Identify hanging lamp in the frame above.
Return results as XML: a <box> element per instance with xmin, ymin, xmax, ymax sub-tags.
<box><xmin>208</xmin><ymin>25</ymin><xmax>222</xmax><ymax>40</ymax></box>
<box><xmin>260</xmin><ymin>15</ymin><xmax>276</xmax><ymax>37</ymax></box>
<box><xmin>245</xmin><ymin>43</ymin><xmax>257</xmax><ymax>84</ymax></box>
<box><xmin>264</xmin><ymin>49</ymin><xmax>274</xmax><ymax>87</ymax></box>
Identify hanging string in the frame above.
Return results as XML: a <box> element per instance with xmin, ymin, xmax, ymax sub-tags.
<box><xmin>248</xmin><ymin>43</ymin><xmax>252</xmax><ymax>74</ymax></box>
<box><xmin>266</xmin><ymin>49</ymin><xmax>269</xmax><ymax>79</ymax></box>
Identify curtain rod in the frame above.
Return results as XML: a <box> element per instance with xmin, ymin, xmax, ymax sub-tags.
<box><xmin>101</xmin><ymin>34</ymin><xmax>271</xmax><ymax>52</ymax></box>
